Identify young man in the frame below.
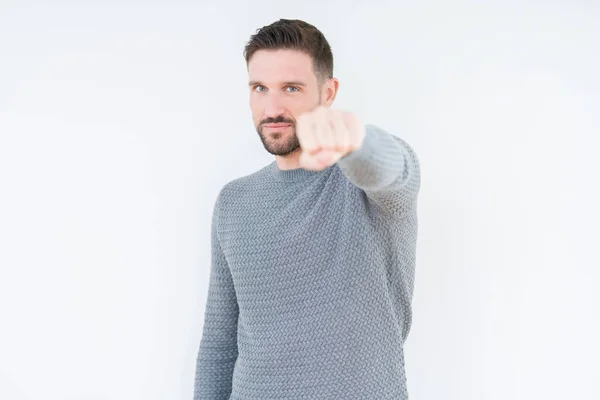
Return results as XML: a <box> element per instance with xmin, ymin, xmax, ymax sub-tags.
<box><xmin>194</xmin><ymin>19</ymin><xmax>421</xmax><ymax>400</ymax></box>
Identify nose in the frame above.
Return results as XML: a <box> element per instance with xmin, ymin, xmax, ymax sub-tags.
<box><xmin>264</xmin><ymin>92</ymin><xmax>285</xmax><ymax>118</ymax></box>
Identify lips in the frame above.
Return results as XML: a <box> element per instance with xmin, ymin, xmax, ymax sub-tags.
<box><xmin>263</xmin><ymin>124</ymin><xmax>291</xmax><ymax>128</ymax></box>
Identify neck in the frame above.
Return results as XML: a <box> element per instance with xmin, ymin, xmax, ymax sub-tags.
<box><xmin>274</xmin><ymin>147</ymin><xmax>303</xmax><ymax>170</ymax></box>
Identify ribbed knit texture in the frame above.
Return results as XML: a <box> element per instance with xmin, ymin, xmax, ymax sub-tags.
<box><xmin>194</xmin><ymin>123</ymin><xmax>421</xmax><ymax>400</ymax></box>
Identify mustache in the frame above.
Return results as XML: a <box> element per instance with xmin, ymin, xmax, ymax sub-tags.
<box><xmin>260</xmin><ymin>116</ymin><xmax>295</xmax><ymax>126</ymax></box>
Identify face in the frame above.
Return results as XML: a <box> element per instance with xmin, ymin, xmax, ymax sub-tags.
<box><xmin>248</xmin><ymin>49</ymin><xmax>337</xmax><ymax>156</ymax></box>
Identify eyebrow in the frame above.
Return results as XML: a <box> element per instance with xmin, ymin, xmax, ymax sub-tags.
<box><xmin>248</xmin><ymin>81</ymin><xmax>307</xmax><ymax>87</ymax></box>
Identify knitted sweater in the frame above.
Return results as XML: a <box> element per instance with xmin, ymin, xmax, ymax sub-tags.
<box><xmin>194</xmin><ymin>123</ymin><xmax>421</xmax><ymax>400</ymax></box>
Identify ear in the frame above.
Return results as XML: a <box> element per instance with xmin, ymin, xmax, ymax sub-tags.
<box><xmin>322</xmin><ymin>77</ymin><xmax>340</xmax><ymax>107</ymax></box>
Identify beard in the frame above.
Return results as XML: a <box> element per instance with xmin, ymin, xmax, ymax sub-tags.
<box><xmin>256</xmin><ymin>119</ymin><xmax>301</xmax><ymax>156</ymax></box>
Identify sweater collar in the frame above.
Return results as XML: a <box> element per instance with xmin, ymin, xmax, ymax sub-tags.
<box><xmin>268</xmin><ymin>160</ymin><xmax>332</xmax><ymax>182</ymax></box>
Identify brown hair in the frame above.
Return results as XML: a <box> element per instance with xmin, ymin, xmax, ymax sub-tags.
<box><xmin>243</xmin><ymin>19</ymin><xmax>334</xmax><ymax>84</ymax></box>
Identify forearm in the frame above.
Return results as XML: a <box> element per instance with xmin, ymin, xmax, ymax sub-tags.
<box><xmin>337</xmin><ymin>123</ymin><xmax>420</xmax><ymax>218</ymax></box>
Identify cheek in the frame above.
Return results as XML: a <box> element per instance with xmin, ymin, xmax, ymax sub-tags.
<box><xmin>284</xmin><ymin>97</ymin><xmax>304</xmax><ymax>113</ymax></box>
<box><xmin>249</xmin><ymin>98</ymin><xmax>263</xmax><ymax>118</ymax></box>
<box><xmin>289</xmin><ymin>102</ymin><xmax>314</xmax><ymax>119</ymax></box>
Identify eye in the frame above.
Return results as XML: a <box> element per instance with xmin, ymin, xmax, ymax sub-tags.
<box><xmin>254</xmin><ymin>85</ymin><xmax>266</xmax><ymax>92</ymax></box>
<box><xmin>285</xmin><ymin>86</ymin><xmax>300</xmax><ymax>93</ymax></box>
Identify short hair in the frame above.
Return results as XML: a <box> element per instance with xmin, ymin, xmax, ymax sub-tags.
<box><xmin>243</xmin><ymin>19</ymin><xmax>334</xmax><ymax>84</ymax></box>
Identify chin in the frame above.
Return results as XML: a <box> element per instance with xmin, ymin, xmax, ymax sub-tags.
<box><xmin>265</xmin><ymin>141</ymin><xmax>301</xmax><ymax>156</ymax></box>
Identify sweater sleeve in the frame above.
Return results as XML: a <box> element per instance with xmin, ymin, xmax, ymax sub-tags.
<box><xmin>336</xmin><ymin>123</ymin><xmax>421</xmax><ymax>219</ymax></box>
<box><xmin>193</xmin><ymin>191</ymin><xmax>239</xmax><ymax>399</ymax></box>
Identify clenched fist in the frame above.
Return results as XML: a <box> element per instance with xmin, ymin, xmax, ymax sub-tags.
<box><xmin>296</xmin><ymin>106</ymin><xmax>366</xmax><ymax>171</ymax></box>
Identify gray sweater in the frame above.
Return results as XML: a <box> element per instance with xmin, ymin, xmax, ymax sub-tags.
<box><xmin>194</xmin><ymin>123</ymin><xmax>421</xmax><ymax>399</ymax></box>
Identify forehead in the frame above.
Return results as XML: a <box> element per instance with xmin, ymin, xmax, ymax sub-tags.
<box><xmin>248</xmin><ymin>49</ymin><xmax>315</xmax><ymax>83</ymax></box>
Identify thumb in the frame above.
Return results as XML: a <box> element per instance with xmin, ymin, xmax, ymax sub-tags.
<box><xmin>300</xmin><ymin>149</ymin><xmax>343</xmax><ymax>171</ymax></box>
<box><xmin>299</xmin><ymin>149</ymin><xmax>323</xmax><ymax>171</ymax></box>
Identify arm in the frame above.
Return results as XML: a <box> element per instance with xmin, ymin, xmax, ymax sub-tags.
<box><xmin>336</xmin><ymin>123</ymin><xmax>421</xmax><ymax>219</ymax></box>
<box><xmin>193</xmin><ymin>192</ymin><xmax>239</xmax><ymax>399</ymax></box>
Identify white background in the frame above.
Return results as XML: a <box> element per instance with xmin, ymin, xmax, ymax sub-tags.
<box><xmin>1</xmin><ymin>0</ymin><xmax>598</xmax><ymax>399</ymax></box>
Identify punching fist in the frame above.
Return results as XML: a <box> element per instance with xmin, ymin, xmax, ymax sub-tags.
<box><xmin>296</xmin><ymin>106</ymin><xmax>366</xmax><ymax>171</ymax></box>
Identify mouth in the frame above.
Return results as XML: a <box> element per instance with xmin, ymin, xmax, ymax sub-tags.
<box><xmin>263</xmin><ymin>123</ymin><xmax>292</xmax><ymax>129</ymax></box>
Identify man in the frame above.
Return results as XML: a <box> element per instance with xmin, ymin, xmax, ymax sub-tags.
<box><xmin>194</xmin><ymin>18</ymin><xmax>420</xmax><ymax>400</ymax></box>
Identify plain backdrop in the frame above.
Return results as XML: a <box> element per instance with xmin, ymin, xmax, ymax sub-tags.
<box><xmin>0</xmin><ymin>0</ymin><xmax>598</xmax><ymax>399</ymax></box>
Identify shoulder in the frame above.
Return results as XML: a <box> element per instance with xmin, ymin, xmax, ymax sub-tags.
<box><xmin>368</xmin><ymin>124</ymin><xmax>420</xmax><ymax>162</ymax></box>
<box><xmin>214</xmin><ymin>162</ymin><xmax>272</xmax><ymax>211</ymax></box>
